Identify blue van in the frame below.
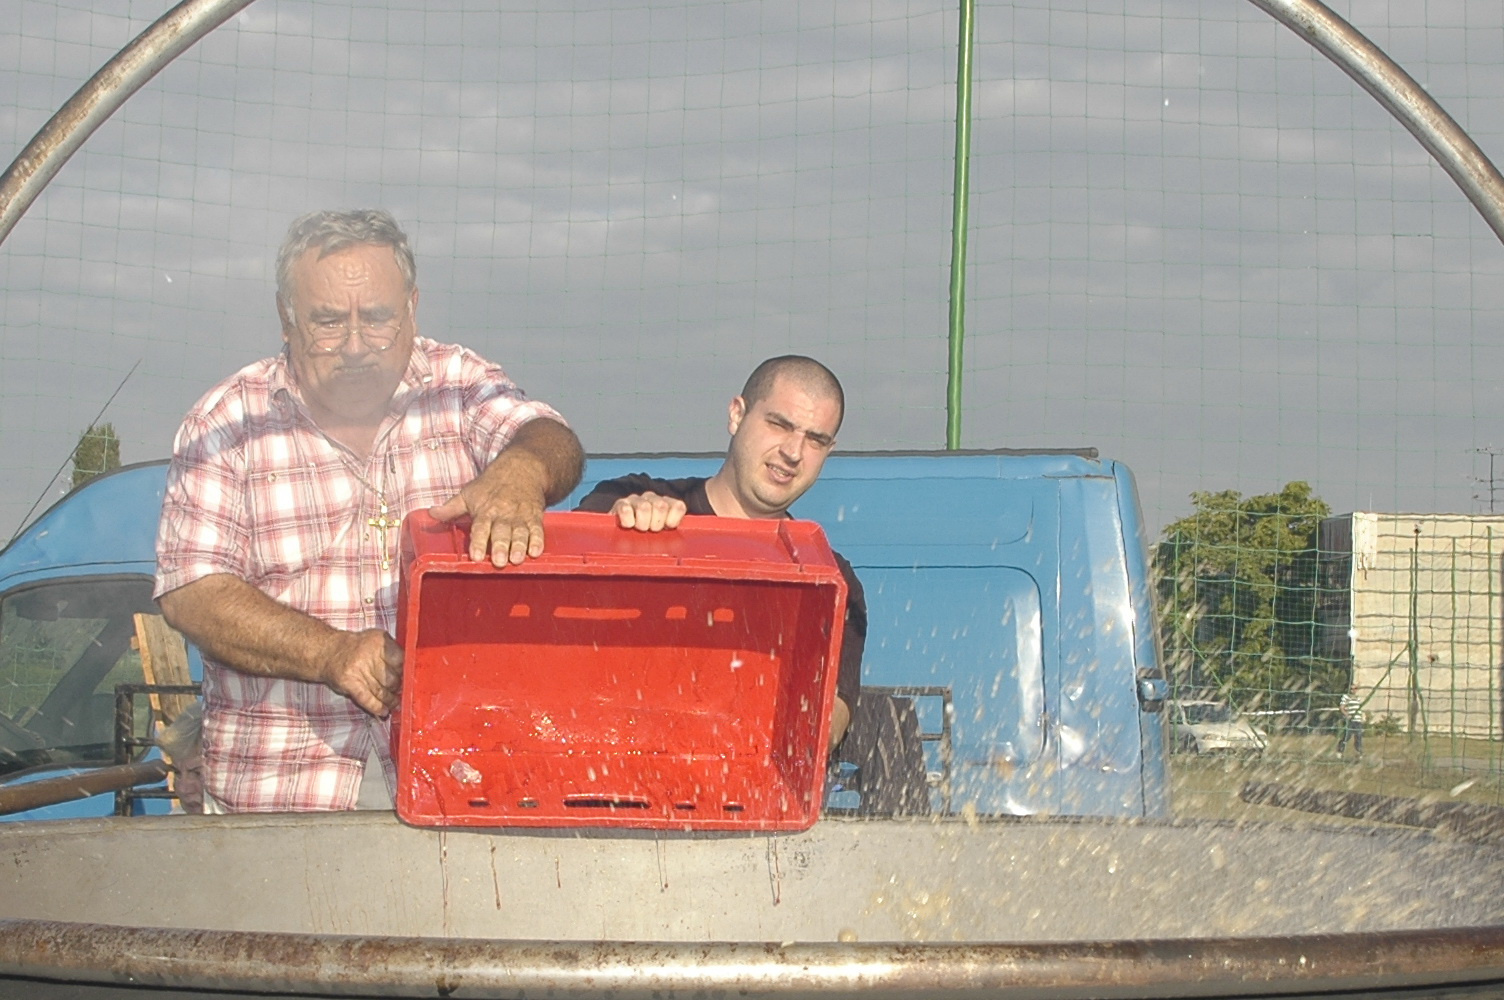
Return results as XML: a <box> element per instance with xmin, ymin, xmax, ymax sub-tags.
<box><xmin>0</xmin><ymin>462</ymin><xmax>180</xmax><ymax>820</ymax></box>
<box><xmin>0</xmin><ymin>450</ymin><xmax>1169</xmax><ymax>821</ymax></box>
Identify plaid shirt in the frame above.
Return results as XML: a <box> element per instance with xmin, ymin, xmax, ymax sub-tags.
<box><xmin>155</xmin><ymin>337</ymin><xmax>565</xmax><ymax>812</ymax></box>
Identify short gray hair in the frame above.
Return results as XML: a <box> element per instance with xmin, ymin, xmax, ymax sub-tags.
<box><xmin>275</xmin><ymin>209</ymin><xmax>416</xmax><ymax>321</ymax></box>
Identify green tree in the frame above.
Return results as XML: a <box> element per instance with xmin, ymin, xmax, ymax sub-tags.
<box><xmin>1153</xmin><ymin>482</ymin><xmax>1341</xmax><ymax>706</ymax></box>
<box><xmin>71</xmin><ymin>422</ymin><xmax>121</xmax><ymax>488</ymax></box>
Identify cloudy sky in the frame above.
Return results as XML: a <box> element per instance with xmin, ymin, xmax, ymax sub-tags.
<box><xmin>1</xmin><ymin>0</ymin><xmax>1502</xmax><ymax>537</ymax></box>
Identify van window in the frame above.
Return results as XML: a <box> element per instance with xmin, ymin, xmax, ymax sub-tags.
<box><xmin>0</xmin><ymin>577</ymin><xmax>157</xmax><ymax>776</ymax></box>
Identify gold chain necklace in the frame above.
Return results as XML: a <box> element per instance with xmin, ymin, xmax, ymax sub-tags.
<box><xmin>345</xmin><ymin>457</ymin><xmax>400</xmax><ymax>572</ymax></box>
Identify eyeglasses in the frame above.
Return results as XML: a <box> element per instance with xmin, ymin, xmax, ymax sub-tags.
<box><xmin>302</xmin><ymin>308</ymin><xmax>408</xmax><ymax>354</ymax></box>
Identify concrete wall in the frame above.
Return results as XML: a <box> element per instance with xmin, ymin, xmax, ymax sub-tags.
<box><xmin>1328</xmin><ymin>512</ymin><xmax>1504</xmax><ymax>738</ymax></box>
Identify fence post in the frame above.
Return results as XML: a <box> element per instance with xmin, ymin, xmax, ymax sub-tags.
<box><xmin>944</xmin><ymin>0</ymin><xmax>976</xmax><ymax>450</ymax></box>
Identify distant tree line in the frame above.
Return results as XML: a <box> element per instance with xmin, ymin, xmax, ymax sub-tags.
<box><xmin>71</xmin><ymin>422</ymin><xmax>121</xmax><ymax>488</ymax></box>
<box><xmin>1152</xmin><ymin>481</ymin><xmax>1347</xmax><ymax>711</ymax></box>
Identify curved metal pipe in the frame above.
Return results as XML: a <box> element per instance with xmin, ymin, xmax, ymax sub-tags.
<box><xmin>1248</xmin><ymin>0</ymin><xmax>1504</xmax><ymax>246</ymax></box>
<box><xmin>0</xmin><ymin>0</ymin><xmax>258</xmax><ymax>248</ymax></box>
<box><xmin>4</xmin><ymin>919</ymin><xmax>1504</xmax><ymax>998</ymax></box>
<box><xmin>0</xmin><ymin>761</ymin><xmax>169</xmax><ymax>818</ymax></box>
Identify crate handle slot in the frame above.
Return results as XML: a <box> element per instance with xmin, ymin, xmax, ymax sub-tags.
<box><xmin>563</xmin><ymin>795</ymin><xmax>651</xmax><ymax>809</ymax></box>
<box><xmin>553</xmin><ymin>606</ymin><xmax>642</xmax><ymax>621</ymax></box>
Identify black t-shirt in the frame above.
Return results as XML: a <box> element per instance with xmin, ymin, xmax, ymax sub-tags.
<box><xmin>575</xmin><ymin>473</ymin><xmax>865</xmax><ymax>709</ymax></box>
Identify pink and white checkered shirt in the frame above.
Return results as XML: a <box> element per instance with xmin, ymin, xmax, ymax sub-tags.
<box><xmin>154</xmin><ymin>337</ymin><xmax>566</xmax><ymax>812</ymax></box>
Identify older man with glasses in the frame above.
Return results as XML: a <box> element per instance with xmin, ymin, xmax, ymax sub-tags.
<box><xmin>154</xmin><ymin>209</ymin><xmax>583</xmax><ymax>813</ymax></box>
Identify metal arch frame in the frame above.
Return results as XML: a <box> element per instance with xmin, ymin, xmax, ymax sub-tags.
<box><xmin>1249</xmin><ymin>0</ymin><xmax>1504</xmax><ymax>245</ymax></box>
<box><xmin>0</xmin><ymin>0</ymin><xmax>257</xmax><ymax>247</ymax></box>
<box><xmin>0</xmin><ymin>0</ymin><xmax>1502</xmax><ymax>429</ymax></box>
<box><xmin>0</xmin><ymin>0</ymin><xmax>1502</xmax><ymax>247</ymax></box>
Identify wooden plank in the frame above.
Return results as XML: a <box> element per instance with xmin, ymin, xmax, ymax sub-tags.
<box><xmin>132</xmin><ymin>613</ymin><xmax>195</xmax><ymax>725</ymax></box>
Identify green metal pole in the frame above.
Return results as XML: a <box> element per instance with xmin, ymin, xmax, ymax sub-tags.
<box><xmin>945</xmin><ymin>0</ymin><xmax>976</xmax><ymax>450</ymax></box>
<box><xmin>1409</xmin><ymin>526</ymin><xmax>1419</xmax><ymax>735</ymax></box>
<box><xmin>1489</xmin><ymin>527</ymin><xmax>1499</xmax><ymax>775</ymax></box>
<box><xmin>1449</xmin><ymin>539</ymin><xmax>1459</xmax><ymax>753</ymax></box>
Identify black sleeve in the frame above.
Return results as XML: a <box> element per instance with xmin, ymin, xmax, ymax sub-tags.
<box><xmin>573</xmin><ymin>473</ymin><xmax>677</xmax><ymax>512</ymax></box>
<box><xmin>833</xmin><ymin>552</ymin><xmax>866</xmax><ymax>709</ymax></box>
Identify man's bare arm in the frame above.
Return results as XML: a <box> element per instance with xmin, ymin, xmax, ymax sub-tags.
<box><xmin>829</xmin><ymin>696</ymin><xmax>851</xmax><ymax>751</ymax></box>
<box><xmin>158</xmin><ymin>574</ymin><xmax>402</xmax><ymax>717</ymax></box>
<box><xmin>430</xmin><ymin>417</ymin><xmax>585</xmax><ymax>565</ymax></box>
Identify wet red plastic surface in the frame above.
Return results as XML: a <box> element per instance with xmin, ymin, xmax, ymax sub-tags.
<box><xmin>392</xmin><ymin>510</ymin><xmax>848</xmax><ymax>830</ymax></box>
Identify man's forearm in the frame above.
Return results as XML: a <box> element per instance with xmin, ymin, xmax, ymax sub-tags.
<box><xmin>158</xmin><ymin>574</ymin><xmax>343</xmax><ymax>683</ymax></box>
<box><xmin>161</xmin><ymin>574</ymin><xmax>403</xmax><ymax>717</ymax></box>
<box><xmin>430</xmin><ymin>416</ymin><xmax>586</xmax><ymax>565</ymax></box>
<box><xmin>494</xmin><ymin>417</ymin><xmax>584</xmax><ymax>505</ymax></box>
<box><xmin>829</xmin><ymin>696</ymin><xmax>851</xmax><ymax>750</ymax></box>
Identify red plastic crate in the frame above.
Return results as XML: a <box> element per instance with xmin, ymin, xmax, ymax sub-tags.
<box><xmin>392</xmin><ymin>510</ymin><xmax>849</xmax><ymax>830</ymax></box>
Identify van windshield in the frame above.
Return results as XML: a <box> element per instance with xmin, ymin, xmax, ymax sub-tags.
<box><xmin>0</xmin><ymin>577</ymin><xmax>157</xmax><ymax>778</ymax></box>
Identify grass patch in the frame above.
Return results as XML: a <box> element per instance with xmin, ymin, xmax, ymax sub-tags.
<box><xmin>1170</xmin><ymin>732</ymin><xmax>1504</xmax><ymax>824</ymax></box>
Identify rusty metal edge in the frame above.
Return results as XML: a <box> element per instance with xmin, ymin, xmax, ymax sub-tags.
<box><xmin>0</xmin><ymin>0</ymin><xmax>258</xmax><ymax>249</ymax></box>
<box><xmin>0</xmin><ymin>761</ymin><xmax>169</xmax><ymax>818</ymax></box>
<box><xmin>1</xmin><ymin>919</ymin><xmax>1502</xmax><ymax>999</ymax></box>
<box><xmin>1247</xmin><ymin>0</ymin><xmax>1504</xmax><ymax>246</ymax></box>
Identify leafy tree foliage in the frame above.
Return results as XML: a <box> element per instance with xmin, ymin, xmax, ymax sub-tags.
<box><xmin>71</xmin><ymin>422</ymin><xmax>121</xmax><ymax>489</ymax></box>
<box><xmin>1153</xmin><ymin>482</ymin><xmax>1344</xmax><ymax>706</ymax></box>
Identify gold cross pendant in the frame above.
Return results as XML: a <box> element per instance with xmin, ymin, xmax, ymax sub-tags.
<box><xmin>368</xmin><ymin>503</ymin><xmax>402</xmax><ymax>571</ymax></box>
